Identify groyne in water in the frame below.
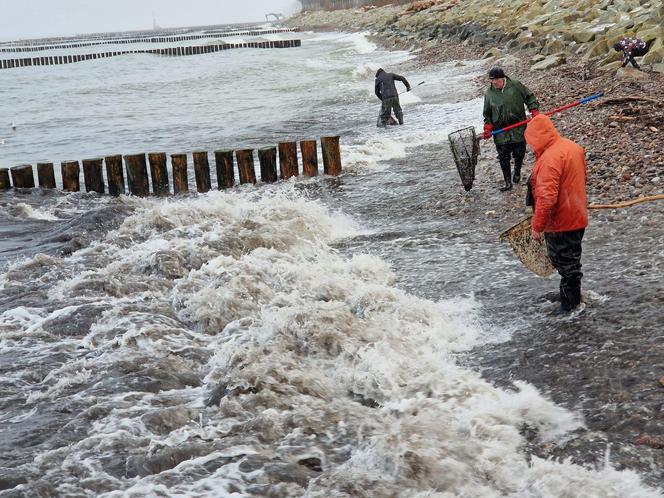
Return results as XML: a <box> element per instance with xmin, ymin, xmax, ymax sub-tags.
<box><xmin>0</xmin><ymin>39</ymin><xmax>301</xmax><ymax>70</ymax></box>
<box><xmin>0</xmin><ymin>136</ymin><xmax>342</xmax><ymax>196</ymax></box>
<box><xmin>0</xmin><ymin>28</ymin><xmax>297</xmax><ymax>53</ymax></box>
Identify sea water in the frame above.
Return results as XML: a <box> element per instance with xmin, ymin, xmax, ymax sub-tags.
<box><xmin>0</xmin><ymin>30</ymin><xmax>661</xmax><ymax>497</ymax></box>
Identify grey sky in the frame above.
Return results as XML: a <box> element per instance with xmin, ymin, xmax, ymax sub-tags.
<box><xmin>0</xmin><ymin>0</ymin><xmax>302</xmax><ymax>41</ymax></box>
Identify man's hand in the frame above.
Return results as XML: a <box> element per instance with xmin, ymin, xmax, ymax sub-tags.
<box><xmin>531</xmin><ymin>109</ymin><xmax>540</xmax><ymax>117</ymax></box>
<box><xmin>482</xmin><ymin>124</ymin><xmax>493</xmax><ymax>140</ymax></box>
<box><xmin>407</xmin><ymin>87</ymin><xmax>411</xmax><ymax>92</ymax></box>
<box><xmin>531</xmin><ymin>229</ymin><xmax>542</xmax><ymax>241</ymax></box>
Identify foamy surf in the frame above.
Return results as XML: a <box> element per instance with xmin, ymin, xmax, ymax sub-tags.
<box><xmin>1</xmin><ymin>187</ymin><xmax>660</xmax><ymax>497</ymax></box>
<box><xmin>6</xmin><ymin>202</ymin><xmax>61</xmax><ymax>221</ymax></box>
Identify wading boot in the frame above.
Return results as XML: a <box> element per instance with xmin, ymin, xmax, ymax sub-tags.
<box><xmin>560</xmin><ymin>283</ymin><xmax>582</xmax><ymax>312</ymax></box>
<box><xmin>512</xmin><ymin>165</ymin><xmax>521</xmax><ymax>184</ymax></box>
<box><xmin>499</xmin><ymin>163</ymin><xmax>513</xmax><ymax>191</ymax></box>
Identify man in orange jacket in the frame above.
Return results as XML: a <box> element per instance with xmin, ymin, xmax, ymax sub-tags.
<box><xmin>525</xmin><ymin>114</ymin><xmax>588</xmax><ymax>312</ymax></box>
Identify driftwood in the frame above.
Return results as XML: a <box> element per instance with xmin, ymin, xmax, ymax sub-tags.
<box><xmin>588</xmin><ymin>194</ymin><xmax>664</xmax><ymax>210</ymax></box>
<box><xmin>400</xmin><ymin>0</ymin><xmax>458</xmax><ymax>15</ymax></box>
<box><xmin>600</xmin><ymin>96</ymin><xmax>662</xmax><ymax>106</ymax></box>
<box><xmin>607</xmin><ymin>115</ymin><xmax>638</xmax><ymax>121</ymax></box>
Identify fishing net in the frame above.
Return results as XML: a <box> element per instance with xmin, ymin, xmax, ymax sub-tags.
<box><xmin>448</xmin><ymin>126</ymin><xmax>479</xmax><ymax>191</ymax></box>
<box><xmin>499</xmin><ymin>216</ymin><xmax>555</xmax><ymax>278</ymax></box>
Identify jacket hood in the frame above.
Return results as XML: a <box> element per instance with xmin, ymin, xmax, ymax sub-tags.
<box><xmin>525</xmin><ymin>114</ymin><xmax>560</xmax><ymax>156</ymax></box>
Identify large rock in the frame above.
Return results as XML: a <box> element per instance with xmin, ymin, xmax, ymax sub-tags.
<box><xmin>599</xmin><ymin>60</ymin><xmax>624</xmax><ymax>71</ymax></box>
<box><xmin>482</xmin><ymin>47</ymin><xmax>503</xmax><ymax>59</ymax></box>
<box><xmin>531</xmin><ymin>54</ymin><xmax>566</xmax><ymax>70</ymax></box>
<box><xmin>542</xmin><ymin>38</ymin><xmax>565</xmax><ymax>55</ymax></box>
<box><xmin>616</xmin><ymin>66</ymin><xmax>650</xmax><ymax>79</ymax></box>
<box><xmin>570</xmin><ymin>26</ymin><xmax>597</xmax><ymax>44</ymax></box>
<box><xmin>636</xmin><ymin>25</ymin><xmax>664</xmax><ymax>42</ymax></box>
<box><xmin>583</xmin><ymin>39</ymin><xmax>610</xmax><ymax>60</ymax></box>
<box><xmin>643</xmin><ymin>37</ymin><xmax>664</xmax><ymax>64</ymax></box>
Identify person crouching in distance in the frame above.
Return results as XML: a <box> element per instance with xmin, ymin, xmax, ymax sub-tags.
<box><xmin>613</xmin><ymin>37</ymin><xmax>653</xmax><ymax>70</ymax></box>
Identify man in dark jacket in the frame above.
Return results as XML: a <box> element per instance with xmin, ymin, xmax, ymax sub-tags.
<box><xmin>483</xmin><ymin>67</ymin><xmax>540</xmax><ymax>191</ymax></box>
<box><xmin>613</xmin><ymin>37</ymin><xmax>652</xmax><ymax>69</ymax></box>
<box><xmin>375</xmin><ymin>68</ymin><xmax>411</xmax><ymax>127</ymax></box>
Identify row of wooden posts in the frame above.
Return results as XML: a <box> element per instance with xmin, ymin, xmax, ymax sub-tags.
<box><xmin>0</xmin><ymin>137</ymin><xmax>342</xmax><ymax>196</ymax></box>
<box><xmin>0</xmin><ymin>40</ymin><xmax>301</xmax><ymax>70</ymax></box>
<box><xmin>0</xmin><ymin>28</ymin><xmax>297</xmax><ymax>53</ymax></box>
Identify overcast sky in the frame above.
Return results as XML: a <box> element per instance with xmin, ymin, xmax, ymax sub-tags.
<box><xmin>0</xmin><ymin>0</ymin><xmax>302</xmax><ymax>41</ymax></box>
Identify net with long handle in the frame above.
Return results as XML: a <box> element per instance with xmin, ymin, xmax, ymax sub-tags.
<box><xmin>447</xmin><ymin>126</ymin><xmax>479</xmax><ymax>191</ymax></box>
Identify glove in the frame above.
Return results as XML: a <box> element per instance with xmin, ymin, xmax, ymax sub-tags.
<box><xmin>406</xmin><ymin>87</ymin><xmax>411</xmax><ymax>92</ymax></box>
<box><xmin>483</xmin><ymin>124</ymin><xmax>493</xmax><ymax>140</ymax></box>
<box><xmin>531</xmin><ymin>109</ymin><xmax>540</xmax><ymax>117</ymax></box>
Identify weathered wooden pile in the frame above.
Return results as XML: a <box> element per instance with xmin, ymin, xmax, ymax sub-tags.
<box><xmin>0</xmin><ymin>40</ymin><xmax>301</xmax><ymax>69</ymax></box>
<box><xmin>0</xmin><ymin>137</ymin><xmax>342</xmax><ymax>196</ymax></box>
<box><xmin>0</xmin><ymin>28</ymin><xmax>296</xmax><ymax>52</ymax></box>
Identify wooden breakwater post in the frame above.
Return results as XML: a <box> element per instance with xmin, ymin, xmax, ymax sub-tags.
<box><xmin>1</xmin><ymin>134</ymin><xmax>341</xmax><ymax>196</ymax></box>
<box><xmin>193</xmin><ymin>151</ymin><xmax>211</xmax><ymax>193</ymax></box>
<box><xmin>300</xmin><ymin>140</ymin><xmax>318</xmax><ymax>177</ymax></box>
<box><xmin>105</xmin><ymin>155</ymin><xmax>125</xmax><ymax>196</ymax></box>
<box><xmin>258</xmin><ymin>147</ymin><xmax>278</xmax><ymax>183</ymax></box>
<box><xmin>10</xmin><ymin>165</ymin><xmax>35</xmax><ymax>189</ymax></box>
<box><xmin>37</xmin><ymin>162</ymin><xmax>56</xmax><ymax>189</ymax></box>
<box><xmin>171</xmin><ymin>154</ymin><xmax>189</xmax><ymax>194</ymax></box>
<box><xmin>321</xmin><ymin>136</ymin><xmax>342</xmax><ymax>176</ymax></box>
<box><xmin>61</xmin><ymin>160</ymin><xmax>80</xmax><ymax>191</ymax></box>
<box><xmin>0</xmin><ymin>168</ymin><xmax>10</xmax><ymax>190</ymax></box>
<box><xmin>214</xmin><ymin>150</ymin><xmax>234</xmax><ymax>189</ymax></box>
<box><xmin>236</xmin><ymin>149</ymin><xmax>256</xmax><ymax>185</ymax></box>
<box><xmin>278</xmin><ymin>142</ymin><xmax>298</xmax><ymax>180</ymax></box>
<box><xmin>148</xmin><ymin>152</ymin><xmax>170</xmax><ymax>196</ymax></box>
<box><xmin>124</xmin><ymin>153</ymin><xmax>149</xmax><ymax>196</ymax></box>
<box><xmin>82</xmin><ymin>158</ymin><xmax>105</xmax><ymax>193</ymax></box>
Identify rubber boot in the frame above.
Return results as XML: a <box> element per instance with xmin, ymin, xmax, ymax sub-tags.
<box><xmin>560</xmin><ymin>282</ymin><xmax>581</xmax><ymax>311</ymax></box>
<box><xmin>499</xmin><ymin>163</ymin><xmax>512</xmax><ymax>191</ymax></box>
<box><xmin>512</xmin><ymin>164</ymin><xmax>521</xmax><ymax>184</ymax></box>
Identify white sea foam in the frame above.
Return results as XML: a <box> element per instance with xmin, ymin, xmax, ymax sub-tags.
<box><xmin>352</xmin><ymin>62</ymin><xmax>379</xmax><ymax>80</ymax></box>
<box><xmin>343</xmin><ymin>98</ymin><xmax>484</xmax><ymax>172</ymax></box>
<box><xmin>1</xmin><ymin>187</ymin><xmax>657</xmax><ymax>496</ymax></box>
<box><xmin>327</xmin><ymin>32</ymin><xmax>378</xmax><ymax>55</ymax></box>
<box><xmin>7</xmin><ymin>202</ymin><xmax>61</xmax><ymax>221</ymax></box>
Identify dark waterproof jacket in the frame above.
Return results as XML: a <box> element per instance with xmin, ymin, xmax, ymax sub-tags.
<box><xmin>525</xmin><ymin>114</ymin><xmax>588</xmax><ymax>233</ymax></box>
<box><xmin>375</xmin><ymin>72</ymin><xmax>410</xmax><ymax>101</ymax></box>
<box><xmin>483</xmin><ymin>78</ymin><xmax>539</xmax><ymax>145</ymax></box>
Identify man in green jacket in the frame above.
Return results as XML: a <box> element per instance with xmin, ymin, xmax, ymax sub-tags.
<box><xmin>483</xmin><ymin>67</ymin><xmax>540</xmax><ymax>191</ymax></box>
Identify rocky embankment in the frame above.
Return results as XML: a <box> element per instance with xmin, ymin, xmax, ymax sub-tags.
<box><xmin>286</xmin><ymin>0</ymin><xmax>664</xmax><ymax>205</ymax></box>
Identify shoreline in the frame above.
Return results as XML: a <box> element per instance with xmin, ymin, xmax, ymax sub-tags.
<box><xmin>286</xmin><ymin>6</ymin><xmax>664</xmax><ymax>205</ymax></box>
<box><xmin>285</xmin><ymin>8</ymin><xmax>664</xmax><ymax>487</ymax></box>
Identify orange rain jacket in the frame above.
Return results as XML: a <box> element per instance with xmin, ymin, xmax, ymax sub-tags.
<box><xmin>525</xmin><ymin>114</ymin><xmax>588</xmax><ymax>233</ymax></box>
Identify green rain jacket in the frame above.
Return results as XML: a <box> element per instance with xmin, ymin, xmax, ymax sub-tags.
<box><xmin>483</xmin><ymin>78</ymin><xmax>539</xmax><ymax>145</ymax></box>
